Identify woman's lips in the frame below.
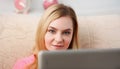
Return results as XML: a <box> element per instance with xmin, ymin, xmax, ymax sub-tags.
<box><xmin>52</xmin><ymin>45</ymin><xmax>64</xmax><ymax>47</ymax></box>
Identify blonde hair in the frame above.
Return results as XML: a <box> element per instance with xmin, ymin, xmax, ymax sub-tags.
<box><xmin>31</xmin><ymin>4</ymin><xmax>79</xmax><ymax>69</ymax></box>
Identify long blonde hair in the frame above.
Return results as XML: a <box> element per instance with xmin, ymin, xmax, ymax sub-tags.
<box><xmin>31</xmin><ymin>4</ymin><xmax>79</xmax><ymax>69</ymax></box>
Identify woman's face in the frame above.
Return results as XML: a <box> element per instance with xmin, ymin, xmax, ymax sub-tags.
<box><xmin>45</xmin><ymin>16</ymin><xmax>73</xmax><ymax>51</ymax></box>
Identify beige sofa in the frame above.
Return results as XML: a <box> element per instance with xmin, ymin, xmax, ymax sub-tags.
<box><xmin>0</xmin><ymin>14</ymin><xmax>120</xmax><ymax>69</ymax></box>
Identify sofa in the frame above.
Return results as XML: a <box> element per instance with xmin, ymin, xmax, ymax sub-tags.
<box><xmin>0</xmin><ymin>14</ymin><xmax>120</xmax><ymax>69</ymax></box>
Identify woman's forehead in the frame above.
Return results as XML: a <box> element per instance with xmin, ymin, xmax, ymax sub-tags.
<box><xmin>48</xmin><ymin>16</ymin><xmax>73</xmax><ymax>30</ymax></box>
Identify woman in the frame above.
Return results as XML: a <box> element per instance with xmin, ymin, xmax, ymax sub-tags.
<box><xmin>13</xmin><ymin>4</ymin><xmax>79</xmax><ymax>69</ymax></box>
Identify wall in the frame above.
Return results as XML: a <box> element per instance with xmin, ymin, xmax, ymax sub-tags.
<box><xmin>0</xmin><ymin>0</ymin><xmax>120</xmax><ymax>15</ymax></box>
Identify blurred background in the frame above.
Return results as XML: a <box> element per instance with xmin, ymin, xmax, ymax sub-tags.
<box><xmin>0</xmin><ymin>0</ymin><xmax>120</xmax><ymax>15</ymax></box>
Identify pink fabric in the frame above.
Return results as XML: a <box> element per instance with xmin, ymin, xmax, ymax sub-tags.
<box><xmin>13</xmin><ymin>55</ymin><xmax>35</xmax><ymax>69</ymax></box>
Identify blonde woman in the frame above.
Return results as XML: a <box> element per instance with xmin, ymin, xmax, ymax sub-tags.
<box><xmin>13</xmin><ymin>4</ymin><xmax>79</xmax><ymax>69</ymax></box>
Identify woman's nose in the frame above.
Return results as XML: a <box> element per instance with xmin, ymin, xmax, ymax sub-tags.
<box><xmin>55</xmin><ymin>33</ymin><xmax>63</xmax><ymax>42</ymax></box>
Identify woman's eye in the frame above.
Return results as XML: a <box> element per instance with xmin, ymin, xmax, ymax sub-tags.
<box><xmin>48</xmin><ymin>29</ymin><xmax>55</xmax><ymax>33</ymax></box>
<box><xmin>63</xmin><ymin>31</ymin><xmax>71</xmax><ymax>35</ymax></box>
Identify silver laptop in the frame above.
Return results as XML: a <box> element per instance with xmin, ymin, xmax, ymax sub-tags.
<box><xmin>38</xmin><ymin>49</ymin><xmax>120</xmax><ymax>69</ymax></box>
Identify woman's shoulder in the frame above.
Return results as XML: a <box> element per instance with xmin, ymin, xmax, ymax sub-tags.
<box><xmin>13</xmin><ymin>54</ymin><xmax>35</xmax><ymax>69</ymax></box>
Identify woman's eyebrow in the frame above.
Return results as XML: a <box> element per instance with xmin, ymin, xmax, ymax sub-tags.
<box><xmin>63</xmin><ymin>29</ymin><xmax>72</xmax><ymax>31</ymax></box>
<box><xmin>48</xmin><ymin>26</ymin><xmax>72</xmax><ymax>31</ymax></box>
<box><xmin>48</xmin><ymin>26</ymin><xmax>57</xmax><ymax>30</ymax></box>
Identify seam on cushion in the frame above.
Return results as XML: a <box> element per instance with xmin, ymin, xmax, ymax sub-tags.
<box><xmin>86</xmin><ymin>20</ymin><xmax>95</xmax><ymax>48</ymax></box>
<box><xmin>85</xmin><ymin>20</ymin><xmax>91</xmax><ymax>48</ymax></box>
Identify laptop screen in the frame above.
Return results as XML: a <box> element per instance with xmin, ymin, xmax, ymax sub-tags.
<box><xmin>38</xmin><ymin>49</ymin><xmax>120</xmax><ymax>69</ymax></box>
